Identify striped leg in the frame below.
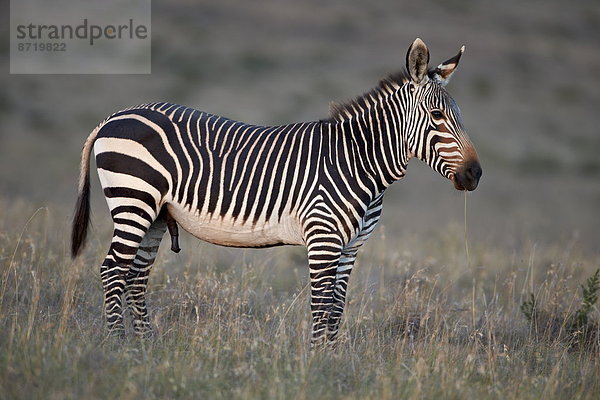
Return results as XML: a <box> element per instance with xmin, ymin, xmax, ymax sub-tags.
<box><xmin>101</xmin><ymin>238</ymin><xmax>144</xmax><ymax>337</ymax></box>
<box><xmin>326</xmin><ymin>194</ymin><xmax>384</xmax><ymax>341</ymax></box>
<box><xmin>306</xmin><ymin>228</ymin><xmax>343</xmax><ymax>348</ymax></box>
<box><xmin>326</xmin><ymin>248</ymin><xmax>358</xmax><ymax>342</ymax></box>
<box><xmin>101</xmin><ymin>205</ymin><xmax>157</xmax><ymax>337</ymax></box>
<box><xmin>125</xmin><ymin>216</ymin><xmax>167</xmax><ymax>338</ymax></box>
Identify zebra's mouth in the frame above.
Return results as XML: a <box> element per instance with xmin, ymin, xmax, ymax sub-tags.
<box><xmin>450</xmin><ymin>174</ymin><xmax>466</xmax><ymax>191</ymax></box>
<box><xmin>451</xmin><ymin>160</ymin><xmax>482</xmax><ymax>191</ymax></box>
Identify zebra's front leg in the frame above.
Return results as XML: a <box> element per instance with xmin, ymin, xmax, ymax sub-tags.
<box><xmin>125</xmin><ymin>217</ymin><xmax>167</xmax><ymax>338</ymax></box>
<box><xmin>325</xmin><ymin>193</ymin><xmax>384</xmax><ymax>341</ymax></box>
<box><xmin>326</xmin><ymin>249</ymin><xmax>358</xmax><ymax>342</ymax></box>
<box><xmin>307</xmin><ymin>236</ymin><xmax>342</xmax><ymax>348</ymax></box>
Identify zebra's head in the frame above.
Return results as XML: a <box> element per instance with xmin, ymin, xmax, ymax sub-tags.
<box><xmin>403</xmin><ymin>38</ymin><xmax>482</xmax><ymax>191</ymax></box>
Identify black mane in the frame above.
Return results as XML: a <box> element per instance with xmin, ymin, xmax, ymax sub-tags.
<box><xmin>327</xmin><ymin>69</ymin><xmax>411</xmax><ymax>122</ymax></box>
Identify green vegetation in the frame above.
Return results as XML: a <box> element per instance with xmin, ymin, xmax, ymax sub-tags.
<box><xmin>520</xmin><ymin>293</ymin><xmax>538</xmax><ymax>324</ymax></box>
<box><xmin>0</xmin><ymin>199</ymin><xmax>598</xmax><ymax>399</ymax></box>
<box><xmin>520</xmin><ymin>269</ymin><xmax>599</xmax><ymax>349</ymax></box>
<box><xmin>572</xmin><ymin>269</ymin><xmax>600</xmax><ymax>331</ymax></box>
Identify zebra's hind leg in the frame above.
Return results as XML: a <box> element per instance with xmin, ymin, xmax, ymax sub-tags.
<box><xmin>125</xmin><ymin>216</ymin><xmax>167</xmax><ymax>338</ymax></box>
<box><xmin>101</xmin><ymin>233</ymin><xmax>148</xmax><ymax>337</ymax></box>
<box><xmin>101</xmin><ymin>202</ymin><xmax>159</xmax><ymax>337</ymax></box>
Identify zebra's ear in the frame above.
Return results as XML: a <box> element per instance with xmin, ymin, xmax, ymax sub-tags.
<box><xmin>406</xmin><ymin>38</ymin><xmax>430</xmax><ymax>84</ymax></box>
<box><xmin>429</xmin><ymin>46</ymin><xmax>465</xmax><ymax>86</ymax></box>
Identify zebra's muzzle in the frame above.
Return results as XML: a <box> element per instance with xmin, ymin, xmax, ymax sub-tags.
<box><xmin>452</xmin><ymin>160</ymin><xmax>482</xmax><ymax>191</ymax></box>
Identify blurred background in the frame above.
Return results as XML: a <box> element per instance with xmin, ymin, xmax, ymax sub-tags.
<box><xmin>1</xmin><ymin>0</ymin><xmax>599</xmax><ymax>256</ymax></box>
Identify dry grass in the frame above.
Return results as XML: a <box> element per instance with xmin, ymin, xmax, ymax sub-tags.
<box><xmin>0</xmin><ymin>198</ymin><xmax>598</xmax><ymax>400</ymax></box>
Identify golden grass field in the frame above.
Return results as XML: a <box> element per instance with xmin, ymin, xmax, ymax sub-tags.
<box><xmin>1</xmin><ymin>0</ymin><xmax>599</xmax><ymax>398</ymax></box>
<box><xmin>0</xmin><ymin>195</ymin><xmax>598</xmax><ymax>399</ymax></box>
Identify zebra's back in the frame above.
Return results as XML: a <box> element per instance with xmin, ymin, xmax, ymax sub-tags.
<box><xmin>93</xmin><ymin>102</ymin><xmax>321</xmax><ymax>248</ymax></box>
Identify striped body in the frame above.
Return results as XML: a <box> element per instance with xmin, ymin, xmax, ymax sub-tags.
<box><xmin>72</xmin><ymin>39</ymin><xmax>482</xmax><ymax>347</ymax></box>
<box><xmin>95</xmin><ymin>103</ymin><xmax>388</xmax><ymax>249</ymax></box>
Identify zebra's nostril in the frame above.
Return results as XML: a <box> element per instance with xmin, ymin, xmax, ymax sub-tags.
<box><xmin>466</xmin><ymin>161</ymin><xmax>482</xmax><ymax>181</ymax></box>
<box><xmin>472</xmin><ymin>163</ymin><xmax>482</xmax><ymax>180</ymax></box>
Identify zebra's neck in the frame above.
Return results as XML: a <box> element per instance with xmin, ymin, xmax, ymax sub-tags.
<box><xmin>323</xmin><ymin>91</ymin><xmax>409</xmax><ymax>195</ymax></box>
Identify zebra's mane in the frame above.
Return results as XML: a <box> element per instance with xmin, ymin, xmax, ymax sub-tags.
<box><xmin>328</xmin><ymin>69</ymin><xmax>411</xmax><ymax>122</ymax></box>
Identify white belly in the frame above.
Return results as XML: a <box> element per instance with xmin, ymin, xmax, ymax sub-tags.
<box><xmin>167</xmin><ymin>204</ymin><xmax>305</xmax><ymax>247</ymax></box>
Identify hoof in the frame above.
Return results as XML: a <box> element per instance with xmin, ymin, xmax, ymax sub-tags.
<box><xmin>106</xmin><ymin>325</ymin><xmax>126</xmax><ymax>340</ymax></box>
<box><xmin>133</xmin><ymin>322</ymin><xmax>155</xmax><ymax>340</ymax></box>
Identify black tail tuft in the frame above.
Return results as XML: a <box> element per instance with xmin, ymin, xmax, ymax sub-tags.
<box><xmin>71</xmin><ymin>176</ymin><xmax>91</xmax><ymax>258</ymax></box>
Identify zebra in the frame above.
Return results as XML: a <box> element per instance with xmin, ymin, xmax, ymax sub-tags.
<box><xmin>71</xmin><ymin>38</ymin><xmax>482</xmax><ymax>347</ymax></box>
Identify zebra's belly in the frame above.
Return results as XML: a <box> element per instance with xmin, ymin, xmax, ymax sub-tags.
<box><xmin>166</xmin><ymin>204</ymin><xmax>305</xmax><ymax>248</ymax></box>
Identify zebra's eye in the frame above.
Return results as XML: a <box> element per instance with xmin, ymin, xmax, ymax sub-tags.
<box><xmin>431</xmin><ymin>110</ymin><xmax>444</xmax><ymax>120</ymax></box>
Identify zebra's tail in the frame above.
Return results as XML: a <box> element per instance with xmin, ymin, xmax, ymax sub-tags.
<box><xmin>71</xmin><ymin>125</ymin><xmax>101</xmax><ymax>258</ymax></box>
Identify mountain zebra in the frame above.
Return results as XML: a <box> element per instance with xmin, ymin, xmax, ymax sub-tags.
<box><xmin>71</xmin><ymin>38</ymin><xmax>482</xmax><ymax>346</ymax></box>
